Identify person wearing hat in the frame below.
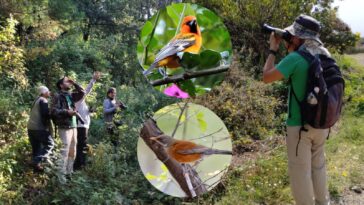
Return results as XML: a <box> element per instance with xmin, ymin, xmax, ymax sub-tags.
<box><xmin>51</xmin><ymin>77</ymin><xmax>85</xmax><ymax>176</ymax></box>
<box><xmin>262</xmin><ymin>15</ymin><xmax>330</xmax><ymax>205</ymax></box>
<box><xmin>27</xmin><ymin>86</ymin><xmax>54</xmax><ymax>172</ymax></box>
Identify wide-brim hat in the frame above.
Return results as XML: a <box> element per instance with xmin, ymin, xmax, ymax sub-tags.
<box><xmin>284</xmin><ymin>14</ymin><xmax>323</xmax><ymax>45</ymax></box>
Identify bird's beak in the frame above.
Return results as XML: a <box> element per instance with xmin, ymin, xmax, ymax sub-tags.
<box><xmin>188</xmin><ymin>19</ymin><xmax>197</xmax><ymax>28</ymax></box>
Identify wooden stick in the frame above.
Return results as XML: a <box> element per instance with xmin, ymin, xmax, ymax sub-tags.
<box><xmin>150</xmin><ymin>65</ymin><xmax>230</xmax><ymax>86</ymax></box>
<box><xmin>140</xmin><ymin>118</ymin><xmax>207</xmax><ymax>197</ymax></box>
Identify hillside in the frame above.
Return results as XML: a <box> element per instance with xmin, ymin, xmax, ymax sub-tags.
<box><xmin>1</xmin><ymin>0</ymin><xmax>363</xmax><ymax>204</ymax></box>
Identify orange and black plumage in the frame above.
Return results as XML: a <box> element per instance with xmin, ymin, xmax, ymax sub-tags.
<box><xmin>143</xmin><ymin>15</ymin><xmax>202</xmax><ymax>76</ymax></box>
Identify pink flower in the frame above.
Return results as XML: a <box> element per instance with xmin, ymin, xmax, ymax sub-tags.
<box><xmin>163</xmin><ymin>84</ymin><xmax>189</xmax><ymax>98</ymax></box>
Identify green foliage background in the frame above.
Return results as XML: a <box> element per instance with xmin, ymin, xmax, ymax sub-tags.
<box><xmin>0</xmin><ymin>0</ymin><xmax>363</xmax><ymax>204</ymax></box>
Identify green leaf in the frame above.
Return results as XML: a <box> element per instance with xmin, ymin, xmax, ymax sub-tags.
<box><xmin>180</xmin><ymin>49</ymin><xmax>222</xmax><ymax>70</ymax></box>
<box><xmin>180</xmin><ymin>52</ymin><xmax>200</xmax><ymax>69</ymax></box>
<box><xmin>178</xmin><ymin>80</ymin><xmax>196</xmax><ymax>97</ymax></box>
<box><xmin>199</xmin><ymin>49</ymin><xmax>221</xmax><ymax>69</ymax></box>
<box><xmin>140</xmin><ymin>21</ymin><xmax>153</xmax><ymax>46</ymax></box>
<box><xmin>196</xmin><ymin>112</ymin><xmax>207</xmax><ymax>132</ymax></box>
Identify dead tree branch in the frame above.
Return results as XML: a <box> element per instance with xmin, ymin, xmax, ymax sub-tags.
<box><xmin>151</xmin><ymin>65</ymin><xmax>230</xmax><ymax>86</ymax></box>
<box><xmin>140</xmin><ymin>118</ymin><xmax>207</xmax><ymax>197</ymax></box>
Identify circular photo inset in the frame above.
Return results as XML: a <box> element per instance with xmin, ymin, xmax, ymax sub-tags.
<box><xmin>137</xmin><ymin>3</ymin><xmax>232</xmax><ymax>98</ymax></box>
<box><xmin>137</xmin><ymin>102</ymin><xmax>233</xmax><ymax>197</ymax></box>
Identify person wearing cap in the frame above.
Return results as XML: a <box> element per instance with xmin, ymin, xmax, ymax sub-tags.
<box><xmin>27</xmin><ymin>86</ymin><xmax>54</xmax><ymax>172</ymax></box>
<box><xmin>73</xmin><ymin>72</ymin><xmax>101</xmax><ymax>170</ymax></box>
<box><xmin>51</xmin><ymin>77</ymin><xmax>85</xmax><ymax>176</ymax></box>
<box><xmin>262</xmin><ymin>15</ymin><xmax>331</xmax><ymax>205</ymax></box>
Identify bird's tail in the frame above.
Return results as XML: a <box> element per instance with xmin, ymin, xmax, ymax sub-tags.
<box><xmin>143</xmin><ymin>63</ymin><xmax>157</xmax><ymax>76</ymax></box>
<box><xmin>203</xmin><ymin>149</ymin><xmax>232</xmax><ymax>155</ymax></box>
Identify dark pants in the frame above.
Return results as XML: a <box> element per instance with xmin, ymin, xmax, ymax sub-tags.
<box><xmin>74</xmin><ymin>127</ymin><xmax>88</xmax><ymax>170</ymax></box>
<box><xmin>28</xmin><ymin>130</ymin><xmax>54</xmax><ymax>164</ymax></box>
<box><xmin>106</xmin><ymin>125</ymin><xmax>119</xmax><ymax>147</ymax></box>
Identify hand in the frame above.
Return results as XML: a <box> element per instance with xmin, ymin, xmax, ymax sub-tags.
<box><xmin>68</xmin><ymin>79</ymin><xmax>75</xmax><ymax>85</ymax></box>
<box><xmin>93</xmin><ymin>71</ymin><xmax>101</xmax><ymax>80</ymax></box>
<box><xmin>269</xmin><ymin>32</ymin><xmax>282</xmax><ymax>51</ymax></box>
<box><xmin>115</xmin><ymin>102</ymin><xmax>122</xmax><ymax>108</ymax></box>
<box><xmin>67</xmin><ymin>110</ymin><xmax>77</xmax><ymax>116</ymax></box>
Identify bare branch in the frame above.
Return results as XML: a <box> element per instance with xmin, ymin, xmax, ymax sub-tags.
<box><xmin>151</xmin><ymin>65</ymin><xmax>230</xmax><ymax>86</ymax></box>
<box><xmin>171</xmin><ymin>102</ymin><xmax>189</xmax><ymax>138</ymax></box>
<box><xmin>140</xmin><ymin>118</ymin><xmax>207</xmax><ymax>197</ymax></box>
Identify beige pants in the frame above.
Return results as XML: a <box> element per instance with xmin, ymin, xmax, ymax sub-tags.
<box><xmin>286</xmin><ymin>125</ymin><xmax>330</xmax><ymax>205</ymax></box>
<box><xmin>59</xmin><ymin>128</ymin><xmax>77</xmax><ymax>174</ymax></box>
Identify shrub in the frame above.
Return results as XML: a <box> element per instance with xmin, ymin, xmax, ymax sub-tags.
<box><xmin>193</xmin><ymin>58</ymin><xmax>282</xmax><ymax>143</ymax></box>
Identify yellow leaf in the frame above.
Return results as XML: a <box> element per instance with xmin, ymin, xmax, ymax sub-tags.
<box><xmin>145</xmin><ymin>172</ymin><xmax>157</xmax><ymax>180</ymax></box>
<box><xmin>342</xmin><ymin>171</ymin><xmax>348</xmax><ymax>177</ymax></box>
<box><xmin>159</xmin><ymin>172</ymin><xmax>168</xmax><ymax>182</ymax></box>
<box><xmin>160</xmin><ymin>164</ymin><xmax>168</xmax><ymax>172</ymax></box>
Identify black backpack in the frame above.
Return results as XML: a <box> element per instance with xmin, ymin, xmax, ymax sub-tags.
<box><xmin>290</xmin><ymin>50</ymin><xmax>345</xmax><ymax>156</ymax></box>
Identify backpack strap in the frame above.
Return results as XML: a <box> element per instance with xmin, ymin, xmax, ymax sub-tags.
<box><xmin>290</xmin><ymin>50</ymin><xmax>314</xmax><ymax>156</ymax></box>
<box><xmin>296</xmin><ymin>49</ymin><xmax>315</xmax><ymax>63</ymax></box>
<box><xmin>289</xmin><ymin>79</ymin><xmax>309</xmax><ymax>156</ymax></box>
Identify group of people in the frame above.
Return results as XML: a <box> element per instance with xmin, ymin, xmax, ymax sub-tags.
<box><xmin>27</xmin><ymin>71</ymin><xmax>125</xmax><ymax>175</ymax></box>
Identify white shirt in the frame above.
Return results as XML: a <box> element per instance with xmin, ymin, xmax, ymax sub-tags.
<box><xmin>75</xmin><ymin>79</ymin><xmax>96</xmax><ymax>128</ymax></box>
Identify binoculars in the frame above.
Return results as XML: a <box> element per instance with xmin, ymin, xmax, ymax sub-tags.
<box><xmin>118</xmin><ymin>101</ymin><xmax>127</xmax><ymax>110</ymax></box>
<box><xmin>262</xmin><ymin>24</ymin><xmax>292</xmax><ymax>42</ymax></box>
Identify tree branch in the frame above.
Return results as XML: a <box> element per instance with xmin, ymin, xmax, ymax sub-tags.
<box><xmin>171</xmin><ymin>101</ymin><xmax>188</xmax><ymax>138</ymax></box>
<box><xmin>140</xmin><ymin>118</ymin><xmax>207</xmax><ymax>197</ymax></box>
<box><xmin>151</xmin><ymin>65</ymin><xmax>230</xmax><ymax>86</ymax></box>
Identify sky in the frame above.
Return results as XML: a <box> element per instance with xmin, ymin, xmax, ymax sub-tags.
<box><xmin>332</xmin><ymin>0</ymin><xmax>364</xmax><ymax>36</ymax></box>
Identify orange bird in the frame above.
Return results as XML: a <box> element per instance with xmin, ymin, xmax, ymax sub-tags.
<box><xmin>150</xmin><ymin>135</ymin><xmax>232</xmax><ymax>164</ymax></box>
<box><xmin>143</xmin><ymin>15</ymin><xmax>202</xmax><ymax>76</ymax></box>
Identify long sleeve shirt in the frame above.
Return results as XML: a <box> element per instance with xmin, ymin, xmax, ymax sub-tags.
<box><xmin>103</xmin><ymin>97</ymin><xmax>117</xmax><ymax>124</ymax></box>
<box><xmin>27</xmin><ymin>97</ymin><xmax>51</xmax><ymax>131</ymax></box>
<box><xmin>75</xmin><ymin>79</ymin><xmax>96</xmax><ymax>128</ymax></box>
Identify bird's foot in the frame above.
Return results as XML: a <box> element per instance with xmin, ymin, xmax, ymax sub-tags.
<box><xmin>150</xmin><ymin>135</ymin><xmax>168</xmax><ymax>147</ymax></box>
<box><xmin>192</xmin><ymin>159</ymin><xmax>202</xmax><ymax>169</ymax></box>
<box><xmin>158</xmin><ymin>68</ymin><xmax>168</xmax><ymax>79</ymax></box>
<box><xmin>162</xmin><ymin>156</ymin><xmax>170</xmax><ymax>163</ymax></box>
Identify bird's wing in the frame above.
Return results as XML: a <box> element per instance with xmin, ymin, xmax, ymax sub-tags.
<box><xmin>177</xmin><ymin>146</ymin><xmax>232</xmax><ymax>155</ymax></box>
<box><xmin>177</xmin><ymin>145</ymin><xmax>209</xmax><ymax>155</ymax></box>
<box><xmin>153</xmin><ymin>34</ymin><xmax>196</xmax><ymax>64</ymax></box>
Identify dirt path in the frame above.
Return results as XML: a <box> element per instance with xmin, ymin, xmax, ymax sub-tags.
<box><xmin>349</xmin><ymin>53</ymin><xmax>364</xmax><ymax>66</ymax></box>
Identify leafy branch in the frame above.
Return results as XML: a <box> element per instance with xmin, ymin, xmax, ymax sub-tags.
<box><xmin>142</xmin><ymin>11</ymin><xmax>160</xmax><ymax>65</ymax></box>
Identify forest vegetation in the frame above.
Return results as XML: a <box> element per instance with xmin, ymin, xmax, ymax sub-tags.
<box><xmin>0</xmin><ymin>0</ymin><xmax>363</xmax><ymax>204</ymax></box>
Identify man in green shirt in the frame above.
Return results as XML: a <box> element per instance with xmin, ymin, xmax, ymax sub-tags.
<box><xmin>263</xmin><ymin>15</ymin><xmax>331</xmax><ymax>205</ymax></box>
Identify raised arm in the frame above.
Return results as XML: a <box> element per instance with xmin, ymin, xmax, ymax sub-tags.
<box><xmin>71</xmin><ymin>82</ymin><xmax>86</xmax><ymax>102</ymax></box>
<box><xmin>263</xmin><ymin>33</ymin><xmax>284</xmax><ymax>84</ymax></box>
<box><xmin>85</xmin><ymin>79</ymin><xmax>96</xmax><ymax>96</ymax></box>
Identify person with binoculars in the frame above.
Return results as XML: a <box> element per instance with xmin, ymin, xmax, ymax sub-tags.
<box><xmin>103</xmin><ymin>87</ymin><xmax>127</xmax><ymax>145</ymax></box>
<box><xmin>52</xmin><ymin>76</ymin><xmax>85</xmax><ymax>176</ymax></box>
<box><xmin>262</xmin><ymin>15</ymin><xmax>332</xmax><ymax>205</ymax></box>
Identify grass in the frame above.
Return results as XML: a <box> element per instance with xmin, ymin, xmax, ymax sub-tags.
<box><xmin>348</xmin><ymin>53</ymin><xmax>364</xmax><ymax>65</ymax></box>
<box><xmin>326</xmin><ymin>110</ymin><xmax>364</xmax><ymax>200</ymax></box>
<box><xmin>209</xmin><ymin>108</ymin><xmax>364</xmax><ymax>205</ymax></box>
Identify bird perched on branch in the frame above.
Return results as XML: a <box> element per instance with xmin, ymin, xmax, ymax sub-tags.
<box><xmin>143</xmin><ymin>15</ymin><xmax>202</xmax><ymax>77</ymax></box>
<box><xmin>150</xmin><ymin>134</ymin><xmax>232</xmax><ymax>164</ymax></box>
